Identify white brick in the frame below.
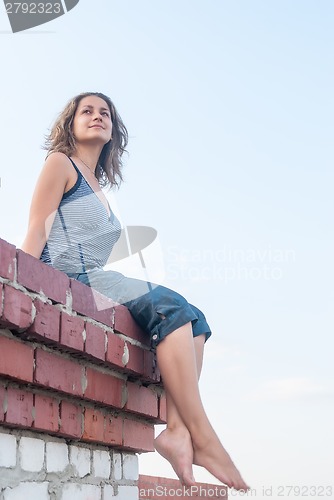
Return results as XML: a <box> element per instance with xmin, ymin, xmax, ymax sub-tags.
<box><xmin>0</xmin><ymin>433</ymin><xmax>16</xmax><ymax>468</ymax></box>
<box><xmin>115</xmin><ymin>486</ymin><xmax>138</xmax><ymax>500</ymax></box>
<box><xmin>103</xmin><ymin>484</ymin><xmax>114</xmax><ymax>499</ymax></box>
<box><xmin>111</xmin><ymin>452</ymin><xmax>122</xmax><ymax>480</ymax></box>
<box><xmin>19</xmin><ymin>436</ymin><xmax>45</xmax><ymax>472</ymax></box>
<box><xmin>70</xmin><ymin>445</ymin><xmax>91</xmax><ymax>477</ymax></box>
<box><xmin>122</xmin><ymin>453</ymin><xmax>138</xmax><ymax>480</ymax></box>
<box><xmin>61</xmin><ymin>483</ymin><xmax>101</xmax><ymax>500</ymax></box>
<box><xmin>3</xmin><ymin>482</ymin><xmax>49</xmax><ymax>500</ymax></box>
<box><xmin>46</xmin><ymin>441</ymin><xmax>69</xmax><ymax>472</ymax></box>
<box><xmin>93</xmin><ymin>449</ymin><xmax>110</xmax><ymax>479</ymax></box>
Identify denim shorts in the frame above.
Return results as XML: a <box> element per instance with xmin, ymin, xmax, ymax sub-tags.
<box><xmin>66</xmin><ymin>268</ymin><xmax>212</xmax><ymax>346</ymax></box>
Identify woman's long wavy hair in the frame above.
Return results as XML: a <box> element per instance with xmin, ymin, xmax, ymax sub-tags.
<box><xmin>44</xmin><ymin>92</ymin><xmax>128</xmax><ymax>188</ymax></box>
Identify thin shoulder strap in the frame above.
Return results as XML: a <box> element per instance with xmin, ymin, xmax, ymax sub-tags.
<box><xmin>68</xmin><ymin>157</ymin><xmax>82</xmax><ymax>176</ymax></box>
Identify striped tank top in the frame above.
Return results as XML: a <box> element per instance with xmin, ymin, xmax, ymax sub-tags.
<box><xmin>40</xmin><ymin>158</ymin><xmax>121</xmax><ymax>273</ymax></box>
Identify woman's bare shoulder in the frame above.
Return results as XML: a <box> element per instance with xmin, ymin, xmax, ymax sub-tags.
<box><xmin>44</xmin><ymin>151</ymin><xmax>72</xmax><ymax>168</ymax></box>
<box><xmin>40</xmin><ymin>152</ymin><xmax>74</xmax><ymax>179</ymax></box>
<box><xmin>34</xmin><ymin>152</ymin><xmax>74</xmax><ymax>192</ymax></box>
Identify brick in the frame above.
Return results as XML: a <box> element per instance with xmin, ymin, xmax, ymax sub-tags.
<box><xmin>83</xmin><ymin>407</ymin><xmax>104</xmax><ymax>442</ymax></box>
<box><xmin>111</xmin><ymin>452</ymin><xmax>122</xmax><ymax>480</ymax></box>
<box><xmin>114</xmin><ymin>305</ymin><xmax>150</xmax><ymax>345</ymax></box>
<box><xmin>158</xmin><ymin>393</ymin><xmax>167</xmax><ymax>423</ymax></box>
<box><xmin>123</xmin><ymin>419</ymin><xmax>154</xmax><ymax>452</ymax></box>
<box><xmin>104</xmin><ymin>414</ymin><xmax>122</xmax><ymax>446</ymax></box>
<box><xmin>69</xmin><ymin>445</ymin><xmax>91</xmax><ymax>478</ymax></box>
<box><xmin>138</xmin><ymin>475</ymin><xmax>228</xmax><ymax>499</ymax></box>
<box><xmin>60</xmin><ymin>312</ymin><xmax>85</xmax><ymax>351</ymax></box>
<box><xmin>70</xmin><ymin>278</ymin><xmax>114</xmax><ymax>327</ymax></box>
<box><xmin>0</xmin><ymin>238</ymin><xmax>16</xmax><ymax>281</ymax></box>
<box><xmin>123</xmin><ymin>453</ymin><xmax>139</xmax><ymax>480</ymax></box>
<box><xmin>17</xmin><ymin>249</ymin><xmax>69</xmax><ymax>304</ymax></box>
<box><xmin>125</xmin><ymin>342</ymin><xmax>144</xmax><ymax>375</ymax></box>
<box><xmin>85</xmin><ymin>322</ymin><xmax>106</xmax><ymax>361</ymax></box>
<box><xmin>61</xmin><ymin>484</ymin><xmax>101</xmax><ymax>500</ymax></box>
<box><xmin>103</xmin><ymin>485</ymin><xmax>114</xmax><ymax>498</ymax></box>
<box><xmin>0</xmin><ymin>433</ymin><xmax>17</xmax><ymax>467</ymax></box>
<box><xmin>106</xmin><ymin>332</ymin><xmax>125</xmax><ymax>368</ymax></box>
<box><xmin>33</xmin><ymin>394</ymin><xmax>59</xmax><ymax>432</ymax></box>
<box><xmin>0</xmin><ymin>335</ymin><xmax>34</xmax><ymax>382</ymax></box>
<box><xmin>125</xmin><ymin>382</ymin><xmax>158</xmax><ymax>418</ymax></box>
<box><xmin>26</xmin><ymin>299</ymin><xmax>60</xmax><ymax>343</ymax></box>
<box><xmin>46</xmin><ymin>441</ymin><xmax>69</xmax><ymax>472</ymax></box>
<box><xmin>0</xmin><ymin>285</ymin><xmax>33</xmax><ymax>329</ymax></box>
<box><xmin>19</xmin><ymin>436</ymin><xmax>45</xmax><ymax>472</ymax></box>
<box><xmin>3</xmin><ymin>482</ymin><xmax>49</xmax><ymax>500</ymax></box>
<box><xmin>34</xmin><ymin>349</ymin><xmax>84</xmax><ymax>397</ymax></box>
<box><xmin>143</xmin><ymin>349</ymin><xmax>160</xmax><ymax>383</ymax></box>
<box><xmin>59</xmin><ymin>400</ymin><xmax>83</xmax><ymax>438</ymax></box>
<box><xmin>85</xmin><ymin>368</ymin><xmax>124</xmax><ymax>408</ymax></box>
<box><xmin>116</xmin><ymin>486</ymin><xmax>139</xmax><ymax>500</ymax></box>
<box><xmin>0</xmin><ymin>384</ymin><xmax>6</xmax><ymax>421</ymax></box>
<box><xmin>93</xmin><ymin>449</ymin><xmax>110</xmax><ymax>479</ymax></box>
<box><xmin>6</xmin><ymin>387</ymin><xmax>33</xmax><ymax>428</ymax></box>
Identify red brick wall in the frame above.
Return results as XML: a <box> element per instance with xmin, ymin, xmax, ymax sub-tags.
<box><xmin>0</xmin><ymin>237</ymin><xmax>166</xmax><ymax>453</ymax></box>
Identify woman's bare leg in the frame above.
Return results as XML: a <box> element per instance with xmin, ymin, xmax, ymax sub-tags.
<box><xmin>154</xmin><ymin>334</ymin><xmax>205</xmax><ymax>486</ymax></box>
<box><xmin>155</xmin><ymin>322</ymin><xmax>249</xmax><ymax>491</ymax></box>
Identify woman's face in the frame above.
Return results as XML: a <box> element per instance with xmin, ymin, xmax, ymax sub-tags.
<box><xmin>72</xmin><ymin>95</ymin><xmax>113</xmax><ymax>147</ymax></box>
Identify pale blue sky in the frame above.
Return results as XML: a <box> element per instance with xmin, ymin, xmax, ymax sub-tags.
<box><xmin>0</xmin><ymin>1</ymin><xmax>333</xmax><ymax>496</ymax></box>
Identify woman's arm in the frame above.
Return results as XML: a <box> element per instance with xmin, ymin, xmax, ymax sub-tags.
<box><xmin>21</xmin><ymin>152</ymin><xmax>72</xmax><ymax>259</ymax></box>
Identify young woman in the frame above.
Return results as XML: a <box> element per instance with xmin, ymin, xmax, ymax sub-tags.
<box><xmin>21</xmin><ymin>92</ymin><xmax>249</xmax><ymax>491</ymax></box>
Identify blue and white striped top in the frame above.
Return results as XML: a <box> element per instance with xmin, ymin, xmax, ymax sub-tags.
<box><xmin>40</xmin><ymin>158</ymin><xmax>121</xmax><ymax>273</ymax></box>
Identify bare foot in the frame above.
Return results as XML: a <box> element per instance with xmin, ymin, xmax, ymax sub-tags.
<box><xmin>154</xmin><ymin>427</ymin><xmax>196</xmax><ymax>487</ymax></box>
<box><xmin>193</xmin><ymin>437</ymin><xmax>249</xmax><ymax>491</ymax></box>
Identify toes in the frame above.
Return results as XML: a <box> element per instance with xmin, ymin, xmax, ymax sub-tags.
<box><xmin>180</xmin><ymin>473</ymin><xmax>196</xmax><ymax>488</ymax></box>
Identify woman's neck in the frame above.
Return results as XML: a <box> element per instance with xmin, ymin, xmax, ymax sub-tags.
<box><xmin>73</xmin><ymin>145</ymin><xmax>102</xmax><ymax>174</ymax></box>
